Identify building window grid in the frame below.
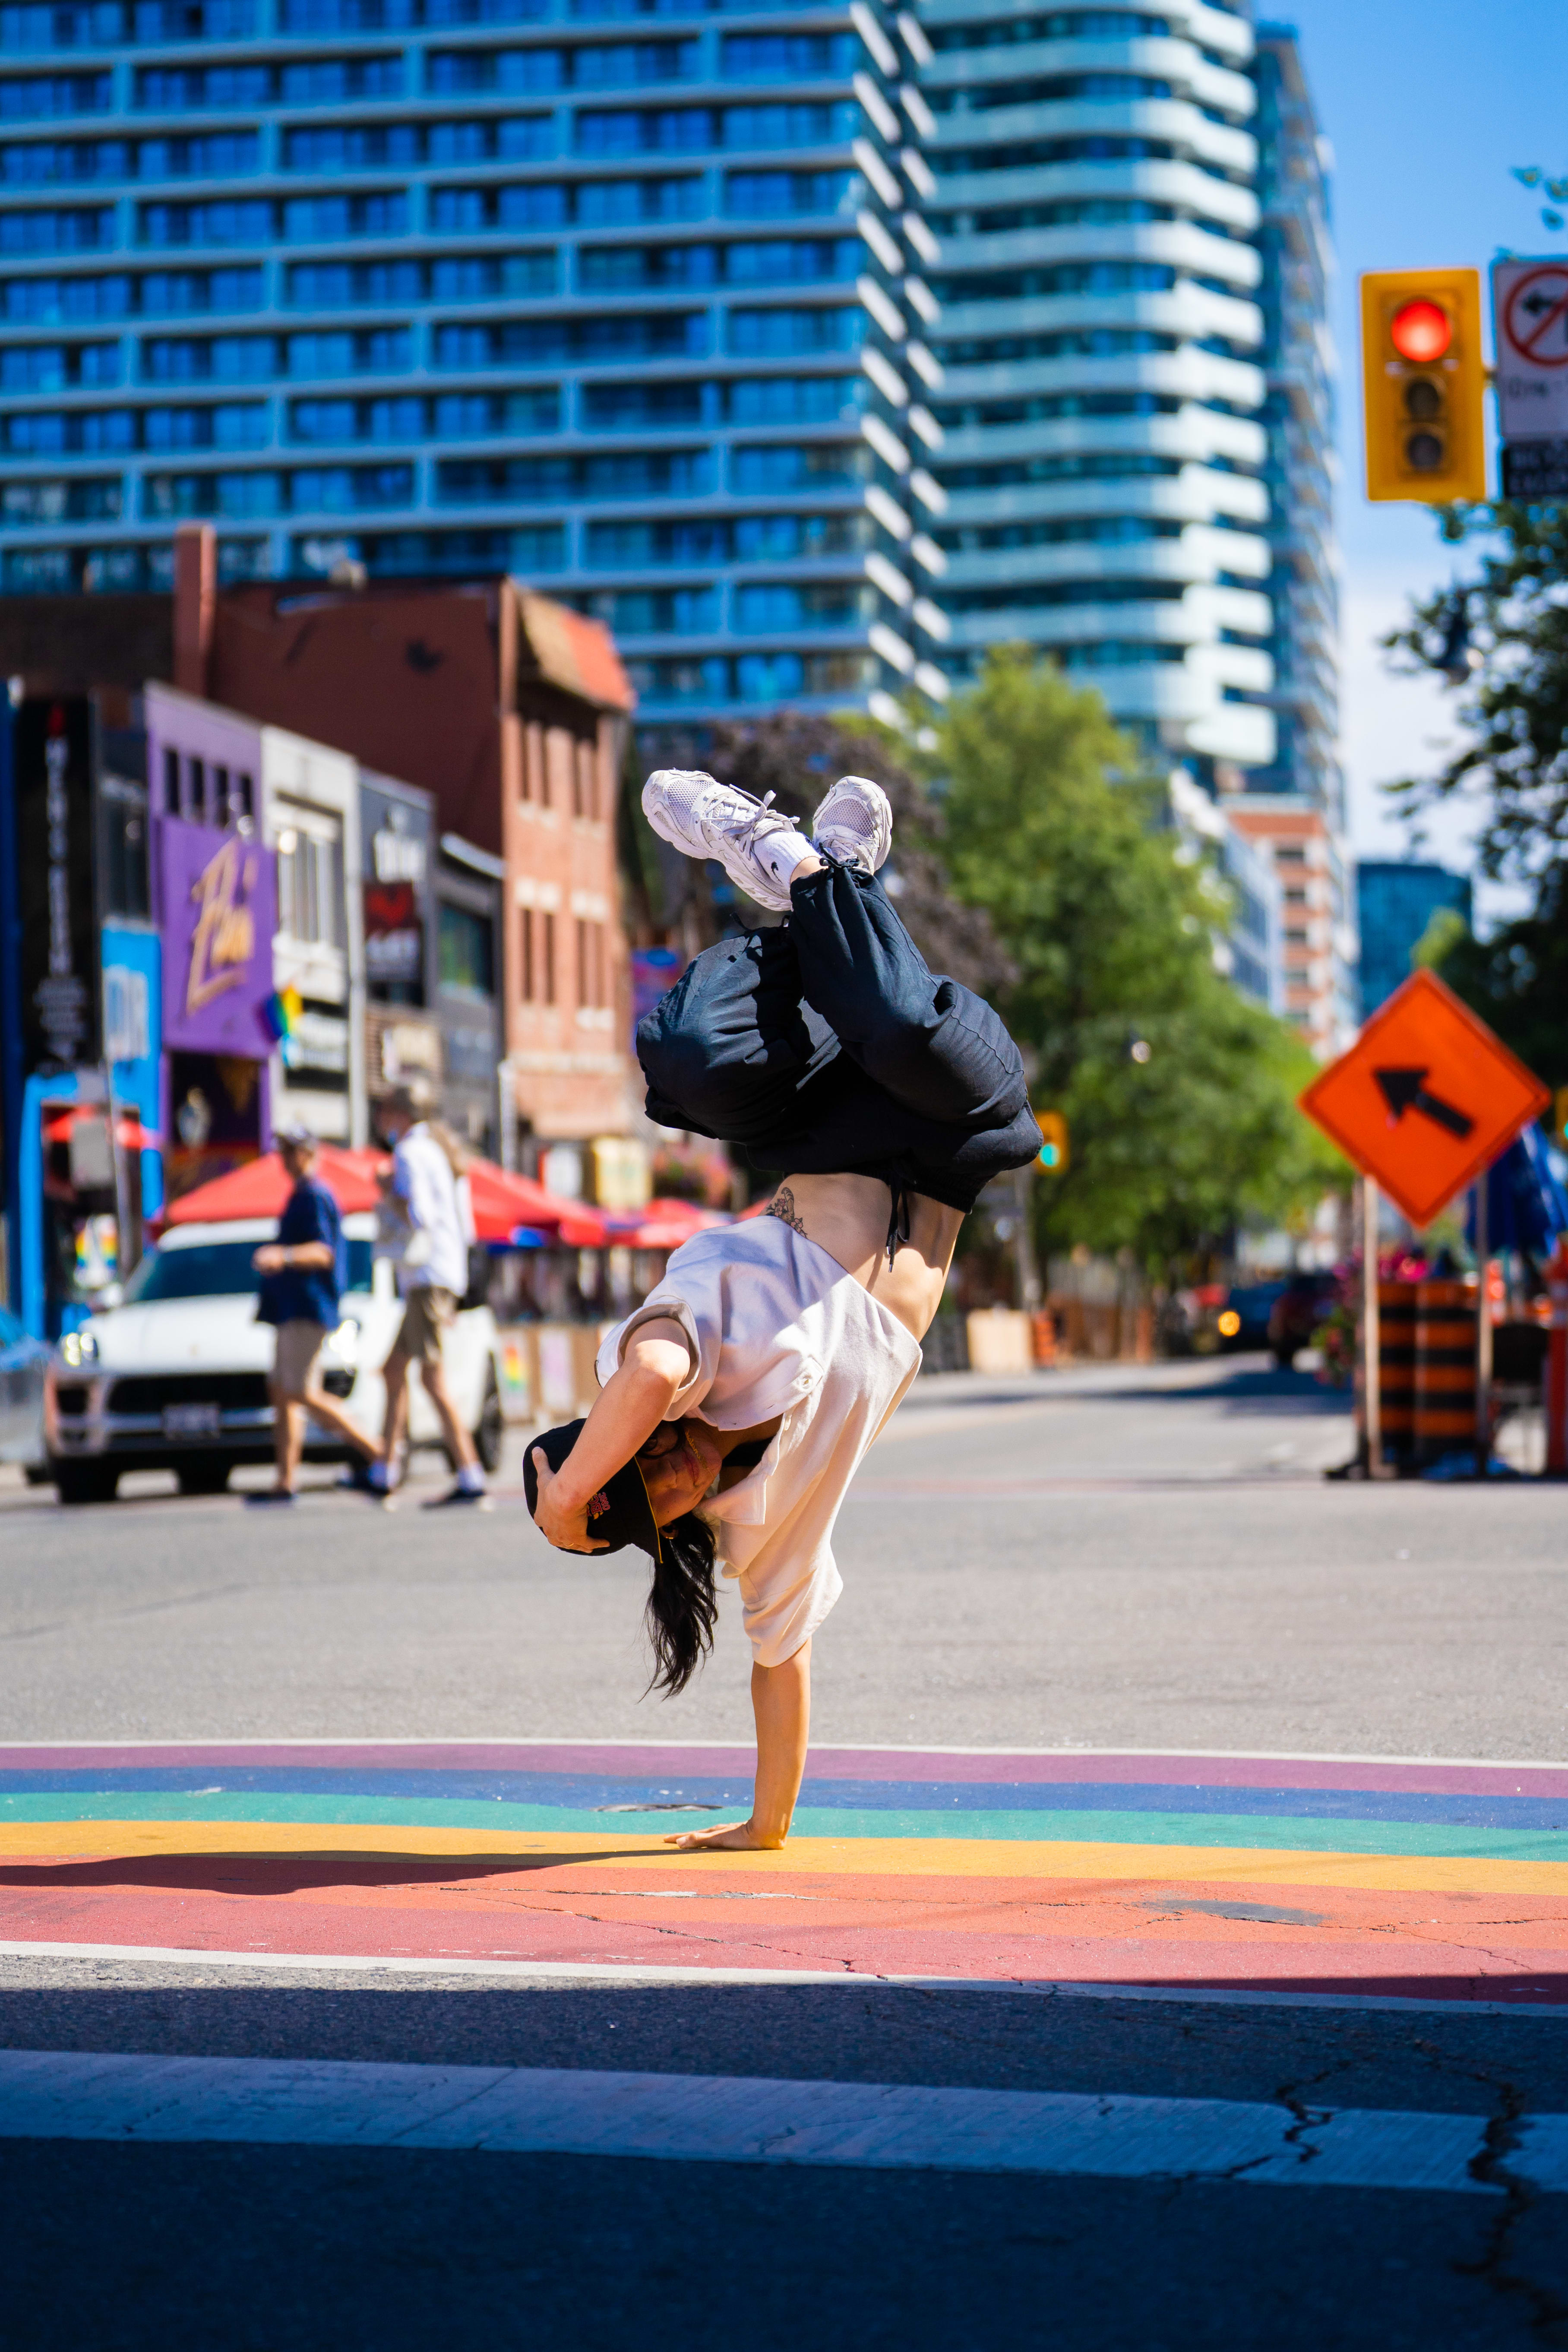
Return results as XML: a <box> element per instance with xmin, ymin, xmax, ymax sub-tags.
<box><xmin>0</xmin><ymin>16</ymin><xmax>931</xmax><ymax>663</ymax></box>
<box><xmin>0</xmin><ymin>9</ymin><xmax>940</xmax><ymax>715</ymax></box>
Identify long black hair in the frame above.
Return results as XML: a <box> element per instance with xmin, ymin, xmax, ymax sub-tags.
<box><xmin>645</xmin><ymin>1511</ymin><xmax>718</xmax><ymax>1696</ymax></box>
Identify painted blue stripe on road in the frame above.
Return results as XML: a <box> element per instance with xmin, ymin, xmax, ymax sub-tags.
<box><xmin>5</xmin><ymin>1791</ymin><xmax>1568</xmax><ymax>1858</ymax></box>
<box><xmin>0</xmin><ymin>1769</ymin><xmax>1563</xmax><ymax>1831</ymax></box>
<box><xmin>1</xmin><ymin>2051</ymin><xmax>1562</xmax><ymax>2196</ymax></box>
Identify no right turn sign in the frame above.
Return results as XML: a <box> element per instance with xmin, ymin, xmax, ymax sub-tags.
<box><xmin>1492</xmin><ymin>258</ymin><xmax>1568</xmax><ymax>438</ymax></box>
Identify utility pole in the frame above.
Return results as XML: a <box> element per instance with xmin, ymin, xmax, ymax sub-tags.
<box><xmin>1361</xmin><ymin>1174</ymin><xmax>1384</xmax><ymax>1478</ymax></box>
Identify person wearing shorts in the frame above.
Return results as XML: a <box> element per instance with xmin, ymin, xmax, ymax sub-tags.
<box><xmin>251</xmin><ymin>1126</ymin><xmax>381</xmax><ymax>1504</ymax></box>
<box><xmin>526</xmin><ymin>770</ymin><xmax>1040</xmax><ymax>1851</ymax></box>
<box><xmin>367</xmin><ymin>1084</ymin><xmax>489</xmax><ymax>1510</ymax></box>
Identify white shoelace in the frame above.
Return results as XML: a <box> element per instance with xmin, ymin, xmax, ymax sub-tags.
<box><xmin>711</xmin><ymin>788</ymin><xmax>802</xmax><ymax>863</ymax></box>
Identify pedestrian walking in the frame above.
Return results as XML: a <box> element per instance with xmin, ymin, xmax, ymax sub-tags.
<box><xmin>251</xmin><ymin>1125</ymin><xmax>382</xmax><ymax>1505</ymax></box>
<box><xmin>526</xmin><ymin>771</ymin><xmax>1040</xmax><ymax>1848</ymax></box>
<box><xmin>364</xmin><ymin>1083</ymin><xmax>490</xmax><ymax>1509</ymax></box>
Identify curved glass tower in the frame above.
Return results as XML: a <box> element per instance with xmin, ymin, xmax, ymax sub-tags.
<box><xmin>917</xmin><ymin>0</ymin><xmax>1276</xmax><ymax>779</ymax></box>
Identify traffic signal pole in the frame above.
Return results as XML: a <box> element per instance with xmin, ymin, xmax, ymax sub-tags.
<box><xmin>1362</xmin><ymin>1176</ymin><xmax>1384</xmax><ymax>1478</ymax></box>
<box><xmin>1473</xmin><ymin>1174</ymin><xmax>1491</xmax><ymax>1477</ymax></box>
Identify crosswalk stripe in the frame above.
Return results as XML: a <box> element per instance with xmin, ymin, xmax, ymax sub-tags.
<box><xmin>0</xmin><ymin>2050</ymin><xmax>1563</xmax><ymax>2195</ymax></box>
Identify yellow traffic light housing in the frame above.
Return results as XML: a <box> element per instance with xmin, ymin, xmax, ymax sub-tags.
<box><xmin>1036</xmin><ymin>1110</ymin><xmax>1069</xmax><ymax>1174</ymax></box>
<box><xmin>1361</xmin><ymin>269</ymin><xmax>1486</xmax><ymax>503</ymax></box>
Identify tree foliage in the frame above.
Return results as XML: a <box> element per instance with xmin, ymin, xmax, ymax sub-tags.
<box><xmin>1383</xmin><ymin>491</ymin><xmax>1568</xmax><ymax>1087</ymax></box>
<box><xmin>926</xmin><ymin>650</ymin><xmax>1345</xmax><ymax>1265</ymax></box>
<box><xmin>1385</xmin><ymin>502</ymin><xmax>1568</xmax><ymax>880</ymax></box>
<box><xmin>1421</xmin><ymin>864</ymin><xmax>1568</xmax><ymax>1087</ymax></box>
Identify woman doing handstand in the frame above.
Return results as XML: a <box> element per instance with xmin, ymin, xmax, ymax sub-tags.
<box><xmin>525</xmin><ymin>769</ymin><xmax>1041</xmax><ymax>1851</ymax></box>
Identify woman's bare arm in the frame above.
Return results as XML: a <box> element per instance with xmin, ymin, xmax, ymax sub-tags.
<box><xmin>529</xmin><ymin>1318</ymin><xmax>691</xmax><ymax>1552</ymax></box>
<box><xmin>667</xmin><ymin>1640</ymin><xmax>811</xmax><ymax>1851</ymax></box>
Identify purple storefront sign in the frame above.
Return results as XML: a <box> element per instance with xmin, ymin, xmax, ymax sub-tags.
<box><xmin>159</xmin><ymin>818</ymin><xmax>278</xmax><ymax>1057</ymax></box>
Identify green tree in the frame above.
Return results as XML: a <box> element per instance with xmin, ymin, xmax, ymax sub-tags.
<box><xmin>1386</xmin><ymin>502</ymin><xmax>1568</xmax><ymax>878</ymax></box>
<box><xmin>1418</xmin><ymin>868</ymin><xmax>1568</xmax><ymax>1087</ymax></box>
<box><xmin>1384</xmin><ymin>496</ymin><xmax>1568</xmax><ymax>1087</ymax></box>
<box><xmin>929</xmin><ymin>650</ymin><xmax>1345</xmax><ymax>1266</ymax></box>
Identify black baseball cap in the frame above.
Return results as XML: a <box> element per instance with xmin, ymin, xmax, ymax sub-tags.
<box><xmin>524</xmin><ymin>1419</ymin><xmax>666</xmax><ymax>1562</ymax></box>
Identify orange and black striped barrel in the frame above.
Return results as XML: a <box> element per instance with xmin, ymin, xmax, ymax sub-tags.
<box><xmin>1414</xmin><ymin>1277</ymin><xmax>1477</xmax><ymax>1460</ymax></box>
<box><xmin>1378</xmin><ymin>1281</ymin><xmax>1419</xmax><ymax>1459</ymax></box>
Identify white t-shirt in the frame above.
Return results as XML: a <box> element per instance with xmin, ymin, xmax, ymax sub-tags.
<box><xmin>595</xmin><ymin>1218</ymin><xmax>922</xmax><ymax>1667</ymax></box>
<box><xmin>391</xmin><ymin>1123</ymin><xmax>470</xmax><ymax>1296</ymax></box>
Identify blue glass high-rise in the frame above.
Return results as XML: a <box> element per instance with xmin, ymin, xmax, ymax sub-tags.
<box><xmin>0</xmin><ymin>0</ymin><xmax>946</xmax><ymax>728</ymax></box>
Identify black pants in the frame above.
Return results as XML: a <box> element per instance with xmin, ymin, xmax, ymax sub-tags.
<box><xmin>637</xmin><ymin>862</ymin><xmax>1042</xmax><ymax>1214</ymax></box>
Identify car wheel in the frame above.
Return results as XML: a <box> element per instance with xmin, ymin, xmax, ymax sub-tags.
<box><xmin>54</xmin><ymin>1460</ymin><xmax>119</xmax><ymax>1506</ymax></box>
<box><xmin>176</xmin><ymin>1459</ymin><xmax>232</xmax><ymax>1496</ymax></box>
<box><xmin>474</xmin><ymin>1364</ymin><xmax>503</xmax><ymax>1476</ymax></box>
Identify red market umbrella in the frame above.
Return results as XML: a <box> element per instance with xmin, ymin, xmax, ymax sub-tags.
<box><xmin>169</xmin><ymin>1143</ymin><xmax>614</xmax><ymax>1246</ymax></box>
<box><xmin>165</xmin><ymin>1145</ymin><xmax>389</xmax><ymax>1224</ymax></box>
<box><xmin>608</xmin><ymin>1196</ymin><xmax>730</xmax><ymax>1250</ymax></box>
<box><xmin>464</xmin><ymin>1160</ymin><xmax>610</xmax><ymax>1247</ymax></box>
<box><xmin>43</xmin><ymin>1107</ymin><xmax>150</xmax><ymax>1149</ymax></box>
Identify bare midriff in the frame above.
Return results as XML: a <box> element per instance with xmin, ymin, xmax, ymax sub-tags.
<box><xmin>764</xmin><ymin>1173</ymin><xmax>963</xmax><ymax>1343</ymax></box>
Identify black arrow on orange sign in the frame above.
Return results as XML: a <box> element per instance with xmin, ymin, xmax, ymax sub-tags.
<box><xmin>1374</xmin><ymin>1067</ymin><xmax>1475</xmax><ymax>1139</ymax></box>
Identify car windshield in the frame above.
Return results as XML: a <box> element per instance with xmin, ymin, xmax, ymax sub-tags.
<box><xmin>124</xmin><ymin>1238</ymin><xmax>373</xmax><ymax>1303</ymax></box>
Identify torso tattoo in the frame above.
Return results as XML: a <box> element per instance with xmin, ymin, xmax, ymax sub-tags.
<box><xmin>767</xmin><ymin>1184</ymin><xmax>808</xmax><ymax>1237</ymax></box>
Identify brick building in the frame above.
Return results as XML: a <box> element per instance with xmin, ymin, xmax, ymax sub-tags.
<box><xmin>0</xmin><ymin>532</ymin><xmax>641</xmax><ymax>1173</ymax></box>
<box><xmin>1224</xmin><ymin>799</ymin><xmax>1355</xmax><ymax>1061</ymax></box>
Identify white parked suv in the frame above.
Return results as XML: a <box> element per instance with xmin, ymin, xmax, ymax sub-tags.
<box><xmin>43</xmin><ymin>1214</ymin><xmax>505</xmax><ymax>1505</ymax></box>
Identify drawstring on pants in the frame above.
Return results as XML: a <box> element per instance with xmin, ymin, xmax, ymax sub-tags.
<box><xmin>885</xmin><ymin>1179</ymin><xmax>911</xmax><ymax>1268</ymax></box>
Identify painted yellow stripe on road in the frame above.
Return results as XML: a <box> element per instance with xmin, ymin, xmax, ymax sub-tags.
<box><xmin>5</xmin><ymin>1817</ymin><xmax>1568</xmax><ymax>1900</ymax></box>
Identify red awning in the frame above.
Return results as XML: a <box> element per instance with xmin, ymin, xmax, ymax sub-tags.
<box><xmin>42</xmin><ymin>1107</ymin><xmax>150</xmax><ymax>1149</ymax></box>
<box><xmin>168</xmin><ymin>1144</ymin><xmax>611</xmax><ymax>1244</ymax></box>
<box><xmin>165</xmin><ymin>1146</ymin><xmax>390</xmax><ymax>1223</ymax></box>
<box><xmin>607</xmin><ymin>1196</ymin><xmax>730</xmax><ymax>1250</ymax></box>
<box><xmin>465</xmin><ymin>1160</ymin><xmax>604</xmax><ymax>1246</ymax></box>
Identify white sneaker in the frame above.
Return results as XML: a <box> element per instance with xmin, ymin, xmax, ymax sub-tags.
<box><xmin>811</xmin><ymin>775</ymin><xmax>893</xmax><ymax>874</ymax></box>
<box><xmin>642</xmin><ymin>768</ymin><xmax>721</xmax><ymax>861</ymax></box>
<box><xmin>647</xmin><ymin>773</ymin><xmax>812</xmax><ymax>913</ymax></box>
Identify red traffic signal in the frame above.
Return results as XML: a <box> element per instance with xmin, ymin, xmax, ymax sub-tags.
<box><xmin>1388</xmin><ymin>299</ymin><xmax>1452</xmax><ymax>364</ymax></box>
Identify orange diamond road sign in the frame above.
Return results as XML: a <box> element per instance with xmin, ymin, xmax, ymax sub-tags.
<box><xmin>1299</xmin><ymin>968</ymin><xmax>1550</xmax><ymax>1230</ymax></box>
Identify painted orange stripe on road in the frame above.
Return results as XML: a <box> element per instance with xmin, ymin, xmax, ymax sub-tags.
<box><xmin>5</xmin><ymin>1818</ymin><xmax>1568</xmax><ymax>1900</ymax></box>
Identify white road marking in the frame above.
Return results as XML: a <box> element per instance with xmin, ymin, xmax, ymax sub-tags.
<box><xmin>0</xmin><ymin>2050</ymin><xmax>1561</xmax><ymax>2194</ymax></box>
<box><xmin>1</xmin><ymin>1942</ymin><xmax>1567</xmax><ymax>2018</ymax></box>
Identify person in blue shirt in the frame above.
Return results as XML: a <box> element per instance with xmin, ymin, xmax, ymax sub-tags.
<box><xmin>250</xmin><ymin>1126</ymin><xmax>381</xmax><ymax>1506</ymax></box>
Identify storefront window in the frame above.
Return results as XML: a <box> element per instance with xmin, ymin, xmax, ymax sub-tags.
<box><xmin>438</xmin><ymin>898</ymin><xmax>493</xmax><ymax>1002</ymax></box>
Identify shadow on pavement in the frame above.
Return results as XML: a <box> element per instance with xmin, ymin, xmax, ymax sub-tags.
<box><xmin>0</xmin><ymin>1850</ymin><xmax>666</xmax><ymax>1896</ymax></box>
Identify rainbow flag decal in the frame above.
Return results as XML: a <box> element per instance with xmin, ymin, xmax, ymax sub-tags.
<box><xmin>0</xmin><ymin>1744</ymin><xmax>1563</xmax><ymax>2001</ymax></box>
<box><xmin>261</xmin><ymin>985</ymin><xmax>303</xmax><ymax>1046</ymax></box>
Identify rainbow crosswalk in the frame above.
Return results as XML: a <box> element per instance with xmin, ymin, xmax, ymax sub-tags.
<box><xmin>1</xmin><ymin>1742</ymin><xmax>1565</xmax><ymax>2001</ymax></box>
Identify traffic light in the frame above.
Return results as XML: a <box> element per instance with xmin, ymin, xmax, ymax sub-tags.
<box><xmin>1036</xmin><ymin>1110</ymin><xmax>1069</xmax><ymax>1174</ymax></box>
<box><xmin>1360</xmin><ymin>269</ymin><xmax>1486</xmax><ymax>503</ymax></box>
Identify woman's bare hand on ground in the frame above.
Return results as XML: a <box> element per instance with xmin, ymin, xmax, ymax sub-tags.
<box><xmin>528</xmin><ymin>1450</ymin><xmax>608</xmax><ymax>1553</ymax></box>
<box><xmin>664</xmin><ymin>1818</ymin><xmax>786</xmax><ymax>1851</ymax></box>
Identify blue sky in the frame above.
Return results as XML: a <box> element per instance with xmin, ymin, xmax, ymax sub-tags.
<box><xmin>1276</xmin><ymin>0</ymin><xmax>1568</xmax><ymax>892</ymax></box>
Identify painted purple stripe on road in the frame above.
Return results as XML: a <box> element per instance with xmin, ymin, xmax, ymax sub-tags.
<box><xmin>0</xmin><ymin>1745</ymin><xmax>1564</xmax><ymax>1798</ymax></box>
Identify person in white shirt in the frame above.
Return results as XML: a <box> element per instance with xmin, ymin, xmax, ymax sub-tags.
<box><xmin>367</xmin><ymin>1083</ymin><xmax>489</xmax><ymax>1511</ymax></box>
<box><xmin>528</xmin><ymin>774</ymin><xmax>1040</xmax><ymax>1852</ymax></box>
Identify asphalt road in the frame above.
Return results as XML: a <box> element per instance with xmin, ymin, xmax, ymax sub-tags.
<box><xmin>3</xmin><ymin>1355</ymin><xmax>1565</xmax><ymax>2349</ymax></box>
<box><xmin>0</xmin><ymin>1354</ymin><xmax>1562</xmax><ymax>1760</ymax></box>
<box><xmin>2</xmin><ymin>1963</ymin><xmax>1565</xmax><ymax>2350</ymax></box>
